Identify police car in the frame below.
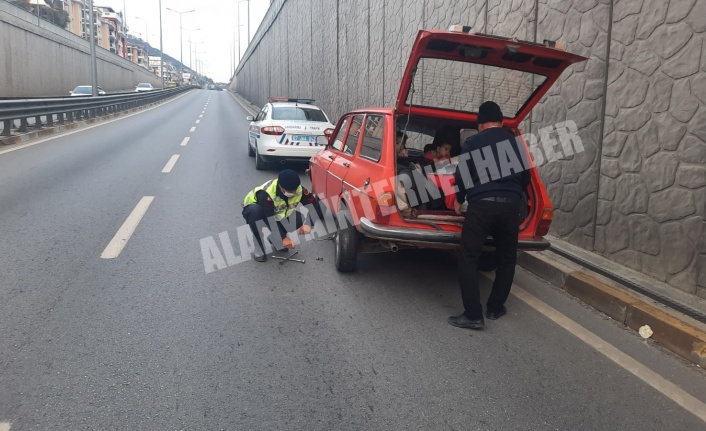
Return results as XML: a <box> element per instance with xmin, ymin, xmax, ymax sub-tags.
<box><xmin>246</xmin><ymin>97</ymin><xmax>335</xmax><ymax>170</ymax></box>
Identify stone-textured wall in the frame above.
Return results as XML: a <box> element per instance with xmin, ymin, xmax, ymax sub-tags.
<box><xmin>233</xmin><ymin>0</ymin><xmax>706</xmax><ymax>299</ymax></box>
<box><xmin>0</xmin><ymin>2</ymin><xmax>162</xmax><ymax>97</ymax></box>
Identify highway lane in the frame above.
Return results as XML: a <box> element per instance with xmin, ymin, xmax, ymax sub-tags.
<box><xmin>0</xmin><ymin>89</ymin><xmax>705</xmax><ymax>430</ymax></box>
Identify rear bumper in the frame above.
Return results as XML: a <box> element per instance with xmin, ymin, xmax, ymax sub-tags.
<box><xmin>358</xmin><ymin>217</ymin><xmax>550</xmax><ymax>251</ymax></box>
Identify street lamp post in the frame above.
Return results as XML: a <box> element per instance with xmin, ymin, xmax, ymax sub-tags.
<box><xmin>88</xmin><ymin>0</ymin><xmax>98</xmax><ymax>96</ymax></box>
<box><xmin>166</xmin><ymin>7</ymin><xmax>195</xmax><ymax>85</ymax></box>
<box><xmin>184</xmin><ymin>28</ymin><xmax>200</xmax><ymax>70</ymax></box>
<box><xmin>159</xmin><ymin>0</ymin><xmax>164</xmax><ymax>89</ymax></box>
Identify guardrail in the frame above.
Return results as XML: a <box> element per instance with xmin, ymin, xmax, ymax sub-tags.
<box><xmin>0</xmin><ymin>86</ymin><xmax>197</xmax><ymax>137</ymax></box>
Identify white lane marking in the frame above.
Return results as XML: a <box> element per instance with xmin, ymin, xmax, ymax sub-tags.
<box><xmin>195</xmin><ymin>120</ymin><xmax>201</xmax><ymax>124</ymax></box>
<box><xmin>510</xmin><ymin>284</ymin><xmax>706</xmax><ymax>424</ymax></box>
<box><xmin>199</xmin><ymin>115</ymin><xmax>203</xmax><ymax>118</ymax></box>
<box><xmin>100</xmin><ymin>196</ymin><xmax>154</xmax><ymax>259</ymax></box>
<box><xmin>190</xmin><ymin>126</ymin><xmax>196</xmax><ymax>132</ymax></box>
<box><xmin>161</xmin><ymin>154</ymin><xmax>180</xmax><ymax>173</ymax></box>
<box><xmin>0</xmin><ymin>91</ymin><xmax>192</xmax><ymax>156</ymax></box>
<box><xmin>180</xmin><ymin>137</ymin><xmax>190</xmax><ymax>147</ymax></box>
<box><xmin>0</xmin><ymin>423</ymin><xmax>11</xmax><ymax>431</ymax></box>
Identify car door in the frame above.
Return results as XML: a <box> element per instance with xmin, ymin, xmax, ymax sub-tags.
<box><xmin>249</xmin><ymin>104</ymin><xmax>268</xmax><ymax>150</ymax></box>
<box><xmin>343</xmin><ymin>113</ymin><xmax>394</xmax><ymax>223</ymax></box>
<box><xmin>325</xmin><ymin>114</ymin><xmax>363</xmax><ymax>210</ymax></box>
<box><xmin>310</xmin><ymin>116</ymin><xmax>350</xmax><ymax>198</ymax></box>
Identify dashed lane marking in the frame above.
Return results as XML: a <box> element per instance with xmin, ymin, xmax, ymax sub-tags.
<box><xmin>161</xmin><ymin>154</ymin><xmax>180</xmax><ymax>173</ymax></box>
<box><xmin>100</xmin><ymin>196</ymin><xmax>154</xmax><ymax>259</ymax></box>
<box><xmin>190</xmin><ymin>127</ymin><xmax>196</xmax><ymax>132</ymax></box>
<box><xmin>180</xmin><ymin>137</ymin><xmax>190</xmax><ymax>147</ymax></box>
<box><xmin>195</xmin><ymin>120</ymin><xmax>201</xmax><ymax>124</ymax></box>
<box><xmin>0</xmin><ymin>423</ymin><xmax>11</xmax><ymax>431</ymax></box>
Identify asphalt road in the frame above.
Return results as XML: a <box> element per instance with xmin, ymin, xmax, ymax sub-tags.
<box><xmin>0</xmin><ymin>89</ymin><xmax>705</xmax><ymax>430</ymax></box>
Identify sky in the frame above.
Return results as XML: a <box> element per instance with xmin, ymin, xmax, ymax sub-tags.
<box><xmin>102</xmin><ymin>0</ymin><xmax>269</xmax><ymax>82</ymax></box>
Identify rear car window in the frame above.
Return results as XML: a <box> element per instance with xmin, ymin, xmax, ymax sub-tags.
<box><xmin>360</xmin><ymin>115</ymin><xmax>384</xmax><ymax>162</ymax></box>
<box><xmin>406</xmin><ymin>58</ymin><xmax>546</xmax><ymax>118</ymax></box>
<box><xmin>271</xmin><ymin>107</ymin><xmax>328</xmax><ymax>122</ymax></box>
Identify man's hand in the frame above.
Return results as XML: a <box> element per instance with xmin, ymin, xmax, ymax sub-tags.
<box><xmin>298</xmin><ymin>224</ymin><xmax>311</xmax><ymax>235</ymax></box>
<box><xmin>454</xmin><ymin>200</ymin><xmax>463</xmax><ymax>215</ymax></box>
<box><xmin>282</xmin><ymin>237</ymin><xmax>295</xmax><ymax>249</ymax></box>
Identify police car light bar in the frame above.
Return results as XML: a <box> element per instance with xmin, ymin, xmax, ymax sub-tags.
<box><xmin>268</xmin><ymin>97</ymin><xmax>316</xmax><ymax>104</ymax></box>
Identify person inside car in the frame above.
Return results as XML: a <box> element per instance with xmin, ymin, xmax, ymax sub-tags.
<box><xmin>242</xmin><ymin>169</ymin><xmax>325</xmax><ymax>262</ymax></box>
<box><xmin>395</xmin><ymin>131</ymin><xmax>409</xmax><ymax>158</ymax></box>
<box><xmin>424</xmin><ymin>141</ymin><xmax>453</xmax><ymax>164</ymax></box>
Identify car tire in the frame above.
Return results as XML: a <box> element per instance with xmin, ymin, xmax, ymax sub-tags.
<box><xmin>255</xmin><ymin>144</ymin><xmax>267</xmax><ymax>170</ymax></box>
<box><xmin>334</xmin><ymin>204</ymin><xmax>358</xmax><ymax>272</ymax></box>
<box><xmin>478</xmin><ymin>252</ymin><xmax>497</xmax><ymax>272</ymax></box>
<box><xmin>248</xmin><ymin>141</ymin><xmax>255</xmax><ymax>157</ymax></box>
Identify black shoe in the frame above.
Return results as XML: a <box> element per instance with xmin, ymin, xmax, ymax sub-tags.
<box><xmin>486</xmin><ymin>306</ymin><xmax>507</xmax><ymax>320</ymax></box>
<box><xmin>253</xmin><ymin>249</ymin><xmax>266</xmax><ymax>262</ymax></box>
<box><xmin>447</xmin><ymin>314</ymin><xmax>485</xmax><ymax>329</ymax></box>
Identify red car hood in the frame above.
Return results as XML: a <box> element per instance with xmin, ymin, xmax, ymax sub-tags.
<box><xmin>395</xmin><ymin>30</ymin><xmax>588</xmax><ymax>128</ymax></box>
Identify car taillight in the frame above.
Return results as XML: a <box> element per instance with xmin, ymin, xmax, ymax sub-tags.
<box><xmin>376</xmin><ymin>192</ymin><xmax>396</xmax><ymax>220</ymax></box>
<box><xmin>261</xmin><ymin>126</ymin><xmax>285</xmax><ymax>135</ymax></box>
<box><xmin>324</xmin><ymin>128</ymin><xmax>334</xmax><ymax>138</ymax></box>
<box><xmin>536</xmin><ymin>208</ymin><xmax>553</xmax><ymax>237</ymax></box>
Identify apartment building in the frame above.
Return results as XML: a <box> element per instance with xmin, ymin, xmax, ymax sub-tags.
<box><xmin>95</xmin><ymin>6</ymin><xmax>126</xmax><ymax>57</ymax></box>
<box><xmin>126</xmin><ymin>41</ymin><xmax>149</xmax><ymax>70</ymax></box>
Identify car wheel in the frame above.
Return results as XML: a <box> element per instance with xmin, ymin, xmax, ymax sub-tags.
<box><xmin>478</xmin><ymin>252</ymin><xmax>497</xmax><ymax>272</ymax></box>
<box><xmin>255</xmin><ymin>143</ymin><xmax>267</xmax><ymax>170</ymax></box>
<box><xmin>334</xmin><ymin>204</ymin><xmax>358</xmax><ymax>272</ymax></box>
<box><xmin>248</xmin><ymin>140</ymin><xmax>255</xmax><ymax>157</ymax></box>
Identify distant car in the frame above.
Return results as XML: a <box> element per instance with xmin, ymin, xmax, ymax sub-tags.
<box><xmin>246</xmin><ymin>98</ymin><xmax>335</xmax><ymax>170</ymax></box>
<box><xmin>135</xmin><ymin>83</ymin><xmax>154</xmax><ymax>92</ymax></box>
<box><xmin>70</xmin><ymin>85</ymin><xmax>106</xmax><ymax>96</ymax></box>
<box><xmin>208</xmin><ymin>84</ymin><xmax>216</xmax><ymax>90</ymax></box>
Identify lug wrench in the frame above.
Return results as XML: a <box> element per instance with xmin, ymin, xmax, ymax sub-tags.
<box><xmin>271</xmin><ymin>250</ymin><xmax>306</xmax><ymax>264</ymax></box>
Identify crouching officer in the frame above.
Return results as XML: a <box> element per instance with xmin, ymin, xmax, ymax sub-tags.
<box><xmin>242</xmin><ymin>169</ymin><xmax>324</xmax><ymax>262</ymax></box>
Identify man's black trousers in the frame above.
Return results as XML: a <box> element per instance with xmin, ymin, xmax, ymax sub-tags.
<box><xmin>242</xmin><ymin>204</ymin><xmax>304</xmax><ymax>251</ymax></box>
<box><xmin>458</xmin><ymin>199</ymin><xmax>521</xmax><ymax>319</ymax></box>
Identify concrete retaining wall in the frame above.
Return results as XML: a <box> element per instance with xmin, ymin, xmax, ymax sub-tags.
<box><xmin>233</xmin><ymin>0</ymin><xmax>706</xmax><ymax>299</ymax></box>
<box><xmin>0</xmin><ymin>2</ymin><xmax>162</xmax><ymax>97</ymax></box>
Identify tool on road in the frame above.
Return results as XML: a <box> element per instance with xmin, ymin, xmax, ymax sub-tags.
<box><xmin>271</xmin><ymin>250</ymin><xmax>306</xmax><ymax>264</ymax></box>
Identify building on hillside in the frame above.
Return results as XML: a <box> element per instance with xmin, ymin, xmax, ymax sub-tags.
<box><xmin>62</xmin><ymin>0</ymin><xmax>86</xmax><ymax>36</ymax></box>
<box><xmin>126</xmin><ymin>42</ymin><xmax>149</xmax><ymax>69</ymax></box>
<box><xmin>95</xmin><ymin>6</ymin><xmax>126</xmax><ymax>57</ymax></box>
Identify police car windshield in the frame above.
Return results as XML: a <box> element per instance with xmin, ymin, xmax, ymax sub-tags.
<box><xmin>272</xmin><ymin>107</ymin><xmax>327</xmax><ymax>122</ymax></box>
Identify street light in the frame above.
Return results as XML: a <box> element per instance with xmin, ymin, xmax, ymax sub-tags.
<box><xmin>88</xmin><ymin>0</ymin><xmax>98</xmax><ymax>96</ymax></box>
<box><xmin>183</xmin><ymin>27</ymin><xmax>200</xmax><ymax>70</ymax></box>
<box><xmin>166</xmin><ymin>7</ymin><xmax>195</xmax><ymax>84</ymax></box>
<box><xmin>159</xmin><ymin>0</ymin><xmax>164</xmax><ymax>89</ymax></box>
<box><xmin>191</xmin><ymin>40</ymin><xmax>204</xmax><ymax>70</ymax></box>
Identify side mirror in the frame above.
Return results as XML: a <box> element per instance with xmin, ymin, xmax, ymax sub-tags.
<box><xmin>246</xmin><ymin>116</ymin><xmax>254</xmax><ymax>121</ymax></box>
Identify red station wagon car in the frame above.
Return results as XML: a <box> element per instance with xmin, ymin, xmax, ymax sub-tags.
<box><xmin>309</xmin><ymin>27</ymin><xmax>587</xmax><ymax>272</ymax></box>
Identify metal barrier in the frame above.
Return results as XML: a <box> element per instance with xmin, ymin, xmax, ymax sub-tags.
<box><xmin>0</xmin><ymin>86</ymin><xmax>198</xmax><ymax>136</ymax></box>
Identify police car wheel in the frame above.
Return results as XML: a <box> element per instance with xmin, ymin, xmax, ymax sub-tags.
<box><xmin>334</xmin><ymin>205</ymin><xmax>358</xmax><ymax>272</ymax></box>
<box><xmin>255</xmin><ymin>144</ymin><xmax>267</xmax><ymax>170</ymax></box>
<box><xmin>248</xmin><ymin>141</ymin><xmax>255</xmax><ymax>157</ymax></box>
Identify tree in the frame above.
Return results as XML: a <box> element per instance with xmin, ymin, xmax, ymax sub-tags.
<box><xmin>10</xmin><ymin>0</ymin><xmax>69</xmax><ymax>30</ymax></box>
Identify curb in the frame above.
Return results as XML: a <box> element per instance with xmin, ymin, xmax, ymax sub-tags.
<box><xmin>519</xmin><ymin>251</ymin><xmax>706</xmax><ymax>367</ymax></box>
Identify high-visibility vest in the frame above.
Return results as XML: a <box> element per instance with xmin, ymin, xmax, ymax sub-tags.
<box><xmin>243</xmin><ymin>179</ymin><xmax>303</xmax><ymax>221</ymax></box>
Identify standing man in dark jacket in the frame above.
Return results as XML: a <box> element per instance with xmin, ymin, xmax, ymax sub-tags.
<box><xmin>448</xmin><ymin>101</ymin><xmax>530</xmax><ymax>330</ymax></box>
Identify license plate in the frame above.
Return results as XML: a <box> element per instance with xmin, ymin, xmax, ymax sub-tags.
<box><xmin>291</xmin><ymin>135</ymin><xmax>318</xmax><ymax>142</ymax></box>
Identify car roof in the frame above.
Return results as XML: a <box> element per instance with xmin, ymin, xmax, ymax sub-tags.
<box><xmin>269</xmin><ymin>102</ymin><xmax>321</xmax><ymax>109</ymax></box>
